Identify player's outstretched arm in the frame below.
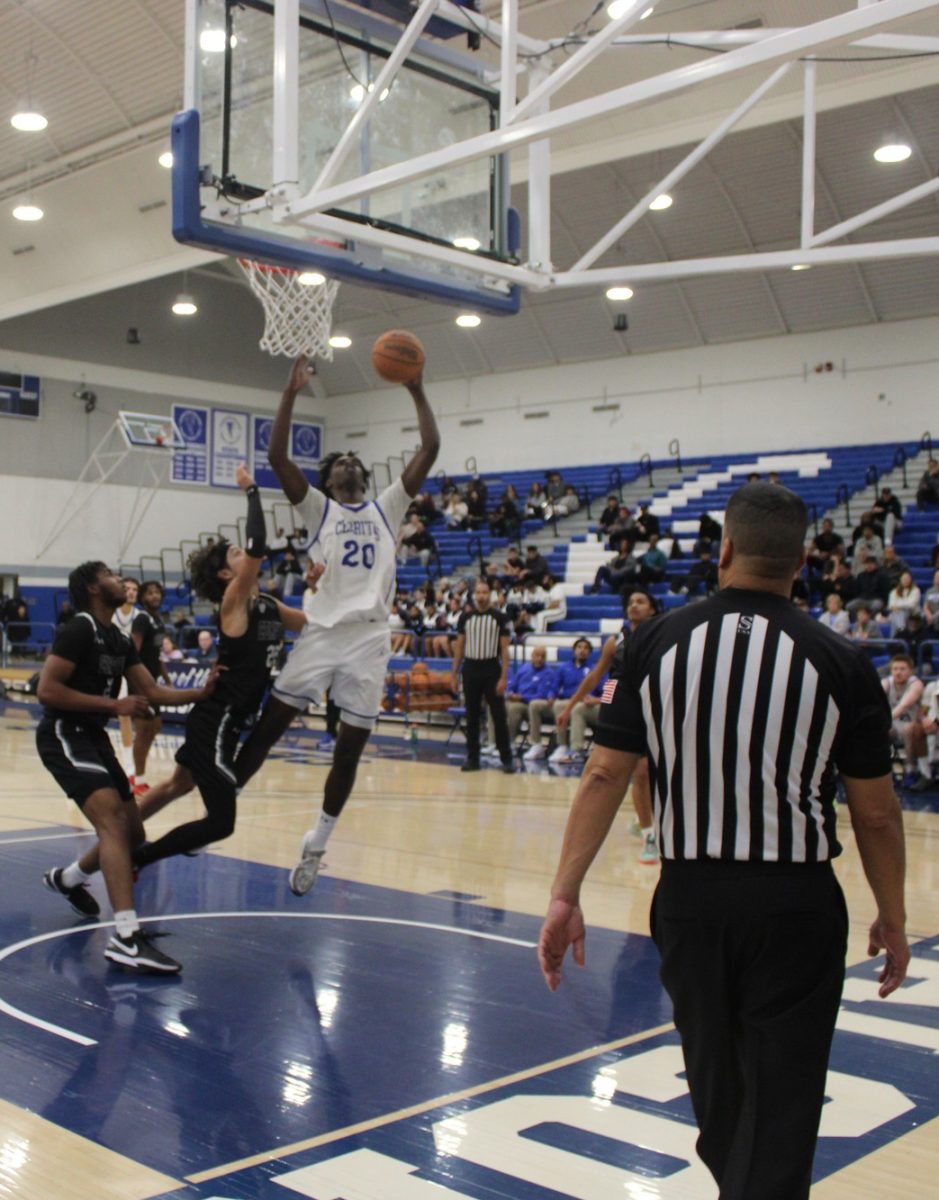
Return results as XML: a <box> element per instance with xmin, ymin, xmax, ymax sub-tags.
<box><xmin>270</xmin><ymin>356</ymin><xmax>315</xmax><ymax>505</ymax></box>
<box><xmin>400</xmin><ymin>374</ymin><xmax>440</xmax><ymax>498</ymax></box>
<box><xmin>126</xmin><ymin>661</ymin><xmax>222</xmax><ymax>709</ymax></box>
<box><xmin>217</xmin><ymin>463</ymin><xmax>269</xmax><ymax>638</ymax></box>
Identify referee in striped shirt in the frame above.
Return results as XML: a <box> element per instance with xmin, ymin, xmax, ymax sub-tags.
<box><xmin>538</xmin><ymin>482</ymin><xmax>909</xmax><ymax>1200</ymax></box>
<box><xmin>451</xmin><ymin>579</ymin><xmax>515</xmax><ymax>773</ymax></box>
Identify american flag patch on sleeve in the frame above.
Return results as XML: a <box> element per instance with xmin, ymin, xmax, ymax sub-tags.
<box><xmin>601</xmin><ymin>679</ymin><xmax>618</xmax><ymax>704</ymax></box>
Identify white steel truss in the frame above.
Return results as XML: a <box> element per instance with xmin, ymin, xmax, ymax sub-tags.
<box><xmin>253</xmin><ymin>0</ymin><xmax>939</xmax><ymax>291</ymax></box>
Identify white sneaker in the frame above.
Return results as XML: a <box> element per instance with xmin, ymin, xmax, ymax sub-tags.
<box><xmin>524</xmin><ymin>744</ymin><xmax>546</xmax><ymax>761</ymax></box>
<box><xmin>639</xmin><ymin>833</ymin><xmax>659</xmax><ymax>865</ymax></box>
<box><xmin>549</xmin><ymin>745</ymin><xmax>571</xmax><ymax>763</ymax></box>
<box><xmin>289</xmin><ymin>848</ymin><xmax>325</xmax><ymax>896</ymax></box>
<box><xmin>480</xmin><ymin>743</ymin><xmax>499</xmax><ymax>758</ymax></box>
<box><xmin>626</xmin><ymin>818</ymin><xmax>643</xmax><ymax>838</ymax></box>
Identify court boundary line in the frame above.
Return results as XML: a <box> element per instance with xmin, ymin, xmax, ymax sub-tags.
<box><xmin>185</xmin><ymin>1022</ymin><xmax>677</xmax><ymax>1184</ymax></box>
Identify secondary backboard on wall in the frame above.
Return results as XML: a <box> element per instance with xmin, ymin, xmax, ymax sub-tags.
<box><xmin>174</xmin><ymin>0</ymin><xmax>521</xmax><ymax>313</ymax></box>
<box><xmin>174</xmin><ymin>0</ymin><xmax>939</xmax><ymax>316</ymax></box>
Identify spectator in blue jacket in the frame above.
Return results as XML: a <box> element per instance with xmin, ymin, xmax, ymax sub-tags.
<box><xmin>525</xmin><ymin>637</ymin><xmax>594</xmax><ymax>761</ymax></box>
<box><xmin>484</xmin><ymin>644</ymin><xmax>555</xmax><ymax>753</ymax></box>
<box><xmin>637</xmin><ymin>533</ymin><xmax>669</xmax><ymax>585</ymax></box>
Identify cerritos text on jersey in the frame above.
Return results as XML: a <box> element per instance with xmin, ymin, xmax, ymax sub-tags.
<box><xmin>334</xmin><ymin>516</ymin><xmax>383</xmax><ymax>539</ymax></box>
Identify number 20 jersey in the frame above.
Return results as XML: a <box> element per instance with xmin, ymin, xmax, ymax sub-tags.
<box><xmin>295</xmin><ymin>478</ymin><xmax>411</xmax><ymax>629</ymax></box>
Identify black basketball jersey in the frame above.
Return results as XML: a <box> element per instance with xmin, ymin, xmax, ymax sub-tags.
<box><xmin>132</xmin><ymin>609</ymin><xmax>166</xmax><ymax>678</ymax></box>
<box><xmin>213</xmin><ymin>593</ymin><xmax>285</xmax><ymax>717</ymax></box>
<box><xmin>44</xmin><ymin>612</ymin><xmax>142</xmax><ymax>728</ymax></box>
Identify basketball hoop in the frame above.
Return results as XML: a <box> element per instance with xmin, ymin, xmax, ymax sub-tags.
<box><xmin>237</xmin><ymin>259</ymin><xmax>340</xmax><ymax>360</ymax></box>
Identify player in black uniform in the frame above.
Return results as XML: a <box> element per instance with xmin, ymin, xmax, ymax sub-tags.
<box><xmin>130</xmin><ymin>580</ymin><xmax>168</xmax><ymax>796</ymax></box>
<box><xmin>37</xmin><ymin>566</ymin><xmax>218</xmax><ymax>974</ymax></box>
<box><xmin>67</xmin><ymin>464</ymin><xmax>314</xmax><ymax>876</ymax></box>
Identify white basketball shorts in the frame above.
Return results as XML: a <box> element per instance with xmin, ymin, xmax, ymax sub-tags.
<box><xmin>272</xmin><ymin>622</ymin><xmax>390</xmax><ymax>730</ymax></box>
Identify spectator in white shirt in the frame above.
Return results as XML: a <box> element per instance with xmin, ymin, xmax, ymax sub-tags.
<box><xmin>886</xmin><ymin>570</ymin><xmax>922</xmax><ymax>635</ymax></box>
<box><xmin>818</xmin><ymin>593</ymin><xmax>850</xmax><ymax>636</ymax></box>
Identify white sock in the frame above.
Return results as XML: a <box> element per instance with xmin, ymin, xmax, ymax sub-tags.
<box><xmin>114</xmin><ymin>909</ymin><xmax>139</xmax><ymax>938</ymax></box>
<box><xmin>641</xmin><ymin>826</ymin><xmax>655</xmax><ymax>839</ymax></box>
<box><xmin>919</xmin><ymin>757</ymin><xmax>932</xmax><ymax>776</ymax></box>
<box><xmin>304</xmin><ymin>813</ymin><xmax>337</xmax><ymax>855</ymax></box>
<box><xmin>62</xmin><ymin>861</ymin><xmax>93</xmax><ymax>888</ymax></box>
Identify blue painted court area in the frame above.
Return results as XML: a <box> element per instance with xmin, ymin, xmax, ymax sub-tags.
<box><xmin>0</xmin><ymin>833</ymin><xmax>668</xmax><ymax>1185</ymax></box>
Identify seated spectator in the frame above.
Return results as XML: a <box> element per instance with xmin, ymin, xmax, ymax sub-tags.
<box><xmin>806</xmin><ymin>518</ymin><xmax>844</xmax><ymax>578</ymax></box>
<box><xmin>921</xmin><ymin>568</ymin><xmax>939</xmax><ymax>631</ymax></box>
<box><xmin>883</xmin><ymin>654</ymin><xmax>925</xmax><ymax>783</ymax></box>
<box><xmin>533</xmin><ymin>573</ymin><xmax>567</xmax><ymax>633</ymax></box>
<box><xmin>871</xmin><ymin>486</ymin><xmax>903</xmax><ymax>546</ymax></box>
<box><xmin>904</xmin><ymin>678</ymin><xmax>937</xmax><ymax>791</ymax></box>
<box><xmin>422</xmin><ymin>603</ymin><xmax>451</xmax><ymax>657</ymax></box>
<box><xmin>746</xmin><ymin>471</ymin><xmax>761</xmax><ymax>483</ymax></box>
<box><xmin>886</xmin><ymin>570</ymin><xmax>921</xmax><ymax>635</ymax></box>
<box><xmin>502</xmin><ymin>483</ymin><xmax>521</xmax><ymax>509</ymax></box>
<box><xmin>591</xmin><ymin>547</ymin><xmax>638</xmax><ymax>594</ymax></box>
<box><xmin>847</xmin><ymin>556</ymin><xmax>890</xmax><ymax>616</ymax></box>
<box><xmin>484</xmin><ymin>645</ymin><xmax>555</xmax><ymax>752</ymax></box>
<box><xmin>696</xmin><ymin>513</ymin><xmax>723</xmax><ymax>553</ymax></box>
<box><xmin>389</xmin><ymin>603</ymin><xmax>414</xmax><ymax>655</ymax></box>
<box><xmin>275</xmin><ymin>547</ymin><xmax>303</xmax><ymax>597</ymax></box>
<box><xmin>851</xmin><ymin>523</ymin><xmax>884</xmax><ymax>570</ymax></box>
<box><xmin>160</xmin><ymin>633</ymin><xmax>184</xmax><ymax>662</ymax></box>
<box><xmin>607</xmin><ymin>505</ymin><xmax>637</xmax><ymax>553</ymax></box>
<box><xmin>519</xmin><ymin>545</ymin><xmax>549</xmax><ymax>584</ymax></box>
<box><xmin>596</xmin><ymin>495</ymin><xmax>621</xmax><ymax>541</ymax></box>
<box><xmin>767</xmin><ymin>470</ymin><xmax>781</xmax><ymax>485</ymax></box>
<box><xmin>671</xmin><ymin>547</ymin><xmax>718</xmax><ymax>597</ymax></box>
<box><xmin>916</xmin><ymin>458</ymin><xmax>939</xmax><ymax>509</ymax></box>
<box><xmin>443</xmin><ymin>492</ymin><xmax>469</xmax><ymax>529</ymax></box>
<box><xmin>525</xmin><ymin>637</ymin><xmax>594</xmax><ymax>761</ymax></box>
<box><xmin>634</xmin><ymin>503</ymin><xmax>660</xmax><ymax>542</ymax></box>
<box><xmin>544</xmin><ymin>471</ymin><xmax>566</xmax><ymax>516</ymax></box>
<box><xmin>881</xmin><ymin>545</ymin><xmax>909</xmax><ymax>592</ymax></box>
<box><xmin>637</xmin><ymin>534</ymin><xmax>668</xmax><ymax>585</ymax></box>
<box><xmin>488</xmin><ymin>502</ymin><xmax>516</xmax><ymax>539</ymax></box>
<box><xmin>398</xmin><ymin>517</ymin><xmax>437</xmax><ymax>569</ymax></box>
<box><xmin>818</xmin><ymin>593</ymin><xmax>850</xmax><ymax>636</ymax></box>
<box><xmin>903</xmin><ymin>611</ymin><xmax>931</xmax><ymax>671</ymax></box>
<box><xmin>412</xmin><ymin>491</ymin><xmax>438</xmax><ymax>524</ymax></box>
<box><xmin>511</xmin><ymin>606</ymin><xmax>536</xmax><ymax>642</ymax></box>
<box><xmin>521</xmin><ymin>577</ymin><xmax>547</xmax><ymax>615</ymax></box>
<box><xmin>497</xmin><ymin>547</ymin><xmax>525</xmax><ymax>584</ymax></box>
<box><xmin>465</xmin><ymin>487</ymin><xmax>487</xmax><ymax>530</ymax></box>
<box><xmin>849</xmin><ymin>605</ymin><xmax>878</xmax><ymax>643</ymax></box>
<box><xmin>189</xmin><ymin>628</ymin><xmax>217</xmax><ymax>665</ymax></box>
<box><xmin>525</xmin><ymin>481</ymin><xmax>548</xmax><ymax>519</ymax></box>
<box><xmin>6</xmin><ymin>599</ymin><xmax>32</xmax><ymax>653</ymax></box>
<box><xmin>469</xmin><ymin>473</ymin><xmax>488</xmax><ymax>506</ymax></box>
<box><xmin>55</xmin><ymin>600</ymin><xmax>75</xmax><ymax>627</ymax></box>
<box><xmin>551</xmin><ymin>484</ymin><xmax>580</xmax><ymax>518</ymax></box>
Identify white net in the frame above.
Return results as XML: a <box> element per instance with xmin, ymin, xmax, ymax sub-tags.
<box><xmin>237</xmin><ymin>259</ymin><xmax>340</xmax><ymax>360</ymax></box>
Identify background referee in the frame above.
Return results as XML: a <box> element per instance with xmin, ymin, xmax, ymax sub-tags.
<box><xmin>451</xmin><ymin>579</ymin><xmax>515</xmax><ymax>774</ymax></box>
<box><xmin>538</xmin><ymin>481</ymin><xmax>909</xmax><ymax>1200</ymax></box>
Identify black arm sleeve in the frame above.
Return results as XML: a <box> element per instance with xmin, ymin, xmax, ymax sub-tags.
<box><xmin>244</xmin><ymin>485</ymin><xmax>267</xmax><ymax>560</ymax></box>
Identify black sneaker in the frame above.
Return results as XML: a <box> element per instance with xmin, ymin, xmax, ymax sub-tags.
<box><xmin>460</xmin><ymin>760</ymin><xmax>481</xmax><ymax>772</ymax></box>
<box><xmin>910</xmin><ymin>774</ymin><xmax>936</xmax><ymax>792</ymax></box>
<box><xmin>104</xmin><ymin>931</ymin><xmax>182</xmax><ymax>975</ymax></box>
<box><xmin>502</xmin><ymin>761</ymin><xmax>516</xmax><ymax>774</ymax></box>
<box><xmin>43</xmin><ymin>867</ymin><xmax>100</xmax><ymax>918</ymax></box>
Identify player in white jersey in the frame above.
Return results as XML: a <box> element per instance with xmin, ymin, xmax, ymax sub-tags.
<box><xmin>112</xmin><ymin>577</ymin><xmax>140</xmax><ymax>781</ymax></box>
<box><xmin>235</xmin><ymin>354</ymin><xmax>439</xmax><ymax>895</ymax></box>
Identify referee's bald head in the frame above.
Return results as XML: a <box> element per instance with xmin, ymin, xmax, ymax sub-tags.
<box><xmin>724</xmin><ymin>482</ymin><xmax>808</xmax><ymax>580</ymax></box>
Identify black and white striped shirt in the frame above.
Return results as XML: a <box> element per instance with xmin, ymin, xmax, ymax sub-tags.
<box><xmin>457</xmin><ymin>607</ymin><xmax>510</xmax><ymax>662</ymax></box>
<box><xmin>596</xmin><ymin>587</ymin><xmax>891</xmax><ymax>864</ymax></box>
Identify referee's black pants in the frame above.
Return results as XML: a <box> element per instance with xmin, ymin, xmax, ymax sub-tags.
<box><xmin>651</xmin><ymin>860</ymin><xmax>848</xmax><ymax>1200</ymax></box>
<box><xmin>462</xmin><ymin>660</ymin><xmax>512</xmax><ymax>765</ymax></box>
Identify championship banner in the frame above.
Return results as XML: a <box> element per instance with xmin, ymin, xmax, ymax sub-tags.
<box><xmin>171</xmin><ymin>404</ymin><xmax>209</xmax><ymax>485</ymax></box>
<box><xmin>210</xmin><ymin>408</ymin><xmax>250</xmax><ymax>489</ymax></box>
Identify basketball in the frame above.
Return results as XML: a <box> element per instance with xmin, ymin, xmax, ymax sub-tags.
<box><xmin>371</xmin><ymin>330</ymin><xmax>425</xmax><ymax>383</ymax></box>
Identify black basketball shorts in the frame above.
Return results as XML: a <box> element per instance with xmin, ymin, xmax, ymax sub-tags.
<box><xmin>175</xmin><ymin>701</ymin><xmax>243</xmax><ymax>792</ymax></box>
<box><xmin>36</xmin><ymin>717</ymin><xmax>134</xmax><ymax>807</ymax></box>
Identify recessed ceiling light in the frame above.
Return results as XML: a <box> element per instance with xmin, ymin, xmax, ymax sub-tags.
<box><xmin>456</xmin><ymin>313</ymin><xmax>481</xmax><ymax>328</ymax></box>
<box><xmin>172</xmin><ymin>294</ymin><xmax>197</xmax><ymax>315</ymax></box>
<box><xmin>453</xmin><ymin>236</ymin><xmax>481</xmax><ymax>251</ymax></box>
<box><xmin>790</xmin><ymin>263</ymin><xmax>812</xmax><ymax>271</ymax></box>
<box><xmin>329</xmin><ymin>334</ymin><xmax>352</xmax><ymax>348</ymax></box>
<box><xmin>298</xmin><ymin>271</ymin><xmax>326</xmax><ymax>286</ymax></box>
<box><xmin>200</xmin><ymin>29</ymin><xmax>236</xmax><ymax>53</ymax></box>
<box><xmin>158</xmin><ymin>150</ymin><xmax>174</xmax><ymax>169</ymax></box>
<box><xmin>873</xmin><ymin>142</ymin><xmax>912</xmax><ymax>163</ymax></box>
<box><xmin>349</xmin><ymin>83</ymin><xmax>388</xmax><ymax>103</ymax></box>
<box><xmin>648</xmin><ymin>193</ymin><xmax>672</xmax><ymax>211</ymax></box>
<box><xmin>11</xmin><ymin>110</ymin><xmax>47</xmax><ymax>132</ymax></box>
<box><xmin>12</xmin><ymin>202</ymin><xmax>43</xmax><ymax>221</ymax></box>
<box><xmin>640</xmin><ymin>5</ymin><xmax>655</xmax><ymax>17</ymax></box>
<box><xmin>605</xmin><ymin>286</ymin><xmax>634</xmax><ymax>301</ymax></box>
